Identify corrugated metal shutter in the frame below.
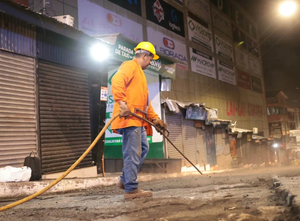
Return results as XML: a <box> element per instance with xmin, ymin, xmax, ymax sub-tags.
<box><xmin>38</xmin><ymin>62</ymin><xmax>92</xmax><ymax>174</ymax></box>
<box><xmin>182</xmin><ymin>119</ymin><xmax>197</xmax><ymax>167</ymax></box>
<box><xmin>196</xmin><ymin>128</ymin><xmax>207</xmax><ymax>165</ymax></box>
<box><xmin>165</xmin><ymin>113</ymin><xmax>183</xmax><ymax>164</ymax></box>
<box><xmin>0</xmin><ymin>50</ymin><xmax>37</xmax><ymax>167</ymax></box>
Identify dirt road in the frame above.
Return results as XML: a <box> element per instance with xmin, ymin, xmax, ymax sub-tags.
<box><xmin>1</xmin><ymin>166</ymin><xmax>300</xmax><ymax>221</ymax></box>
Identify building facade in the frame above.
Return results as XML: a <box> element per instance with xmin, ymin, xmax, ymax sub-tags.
<box><xmin>26</xmin><ymin>0</ymin><xmax>268</xmax><ymax>171</ymax></box>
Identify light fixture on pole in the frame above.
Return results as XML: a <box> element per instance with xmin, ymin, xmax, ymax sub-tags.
<box><xmin>279</xmin><ymin>1</ymin><xmax>297</xmax><ymax>17</ymax></box>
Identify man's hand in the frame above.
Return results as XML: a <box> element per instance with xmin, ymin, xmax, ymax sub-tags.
<box><xmin>119</xmin><ymin>101</ymin><xmax>131</xmax><ymax>117</ymax></box>
<box><xmin>152</xmin><ymin>118</ymin><xmax>167</xmax><ymax>134</ymax></box>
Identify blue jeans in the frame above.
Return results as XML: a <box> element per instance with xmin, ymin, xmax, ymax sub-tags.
<box><xmin>116</xmin><ymin>127</ymin><xmax>149</xmax><ymax>193</ymax></box>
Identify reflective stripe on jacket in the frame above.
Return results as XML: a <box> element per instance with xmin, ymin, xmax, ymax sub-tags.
<box><xmin>111</xmin><ymin>58</ymin><xmax>159</xmax><ymax>136</ymax></box>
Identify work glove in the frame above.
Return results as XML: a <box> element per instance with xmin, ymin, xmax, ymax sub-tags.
<box><xmin>152</xmin><ymin>118</ymin><xmax>167</xmax><ymax>134</ymax></box>
<box><xmin>119</xmin><ymin>101</ymin><xmax>131</xmax><ymax>118</ymax></box>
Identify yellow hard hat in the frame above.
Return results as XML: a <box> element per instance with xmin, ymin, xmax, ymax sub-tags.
<box><xmin>134</xmin><ymin>42</ymin><xmax>159</xmax><ymax>60</ymax></box>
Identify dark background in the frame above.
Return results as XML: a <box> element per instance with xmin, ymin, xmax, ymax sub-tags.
<box><xmin>238</xmin><ymin>0</ymin><xmax>300</xmax><ymax>104</ymax></box>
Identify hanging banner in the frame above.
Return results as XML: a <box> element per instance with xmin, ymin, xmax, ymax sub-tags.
<box><xmin>147</xmin><ymin>27</ymin><xmax>188</xmax><ymax>64</ymax></box>
<box><xmin>211</xmin><ymin>0</ymin><xmax>230</xmax><ymax>15</ymax></box>
<box><xmin>251</xmin><ymin>75</ymin><xmax>263</xmax><ymax>93</ymax></box>
<box><xmin>190</xmin><ymin>47</ymin><xmax>216</xmax><ymax>79</ymax></box>
<box><xmin>247</xmin><ymin>37</ymin><xmax>259</xmax><ymax>57</ymax></box>
<box><xmin>113</xmin><ymin>34</ymin><xmax>176</xmax><ymax>79</ymax></box>
<box><xmin>245</xmin><ymin>18</ymin><xmax>257</xmax><ymax>39</ymax></box>
<box><xmin>237</xmin><ymin>69</ymin><xmax>251</xmax><ymax>90</ymax></box>
<box><xmin>185</xmin><ymin>0</ymin><xmax>211</xmax><ymax>23</ymax></box>
<box><xmin>212</xmin><ymin>8</ymin><xmax>232</xmax><ymax>37</ymax></box>
<box><xmin>145</xmin><ymin>0</ymin><xmax>185</xmax><ymax>37</ymax></box>
<box><xmin>232</xmin><ymin>26</ymin><xmax>246</xmax><ymax>49</ymax></box>
<box><xmin>215</xmin><ymin>34</ymin><xmax>233</xmax><ymax>61</ymax></box>
<box><xmin>249</xmin><ymin>56</ymin><xmax>261</xmax><ymax>76</ymax></box>
<box><xmin>187</xmin><ymin>12</ymin><xmax>213</xmax><ymax>52</ymax></box>
<box><xmin>217</xmin><ymin>60</ymin><xmax>236</xmax><ymax>85</ymax></box>
<box><xmin>234</xmin><ymin>47</ymin><xmax>249</xmax><ymax>69</ymax></box>
<box><xmin>230</xmin><ymin>3</ymin><xmax>244</xmax><ymax>29</ymax></box>
<box><xmin>78</xmin><ymin>0</ymin><xmax>143</xmax><ymax>42</ymax></box>
<box><xmin>108</xmin><ymin>0</ymin><xmax>142</xmax><ymax>16</ymax></box>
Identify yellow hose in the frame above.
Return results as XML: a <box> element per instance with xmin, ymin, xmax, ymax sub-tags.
<box><xmin>0</xmin><ymin>114</ymin><xmax>119</xmax><ymax>212</ymax></box>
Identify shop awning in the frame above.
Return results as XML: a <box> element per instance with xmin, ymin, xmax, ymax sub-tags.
<box><xmin>96</xmin><ymin>33</ymin><xmax>177</xmax><ymax>79</ymax></box>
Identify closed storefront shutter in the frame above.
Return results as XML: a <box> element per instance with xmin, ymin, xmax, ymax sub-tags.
<box><xmin>182</xmin><ymin>119</ymin><xmax>197</xmax><ymax>166</ymax></box>
<box><xmin>165</xmin><ymin>113</ymin><xmax>183</xmax><ymax>163</ymax></box>
<box><xmin>0</xmin><ymin>50</ymin><xmax>37</xmax><ymax>167</ymax></box>
<box><xmin>38</xmin><ymin>62</ymin><xmax>92</xmax><ymax>174</ymax></box>
<box><xmin>196</xmin><ymin>128</ymin><xmax>207</xmax><ymax>165</ymax></box>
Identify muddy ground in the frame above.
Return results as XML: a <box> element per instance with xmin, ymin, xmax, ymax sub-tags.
<box><xmin>1</xmin><ymin>166</ymin><xmax>300</xmax><ymax>221</ymax></box>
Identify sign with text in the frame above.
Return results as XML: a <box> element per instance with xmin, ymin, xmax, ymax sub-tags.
<box><xmin>147</xmin><ymin>27</ymin><xmax>188</xmax><ymax>64</ymax></box>
<box><xmin>232</xmin><ymin>26</ymin><xmax>246</xmax><ymax>49</ymax></box>
<box><xmin>217</xmin><ymin>60</ymin><xmax>235</xmax><ymax>85</ymax></box>
<box><xmin>186</xmin><ymin>106</ymin><xmax>207</xmax><ymax>120</ymax></box>
<box><xmin>245</xmin><ymin>18</ymin><xmax>257</xmax><ymax>39</ymax></box>
<box><xmin>215</xmin><ymin>34</ymin><xmax>233</xmax><ymax>61</ymax></box>
<box><xmin>108</xmin><ymin>0</ymin><xmax>142</xmax><ymax>16</ymax></box>
<box><xmin>113</xmin><ymin>35</ymin><xmax>176</xmax><ymax>79</ymax></box>
<box><xmin>146</xmin><ymin>0</ymin><xmax>185</xmax><ymax>37</ymax></box>
<box><xmin>226</xmin><ymin>100</ymin><xmax>262</xmax><ymax>118</ymax></box>
<box><xmin>237</xmin><ymin>69</ymin><xmax>251</xmax><ymax>90</ymax></box>
<box><xmin>249</xmin><ymin>56</ymin><xmax>261</xmax><ymax>76</ymax></box>
<box><xmin>248</xmin><ymin>103</ymin><xmax>263</xmax><ymax>117</ymax></box>
<box><xmin>247</xmin><ymin>37</ymin><xmax>259</xmax><ymax>57</ymax></box>
<box><xmin>78</xmin><ymin>0</ymin><xmax>143</xmax><ymax>42</ymax></box>
<box><xmin>211</xmin><ymin>0</ymin><xmax>230</xmax><ymax>15</ymax></box>
<box><xmin>269</xmin><ymin>122</ymin><xmax>282</xmax><ymax>139</ymax></box>
<box><xmin>187</xmin><ymin>12</ymin><xmax>213</xmax><ymax>51</ymax></box>
<box><xmin>190</xmin><ymin>47</ymin><xmax>216</xmax><ymax>79</ymax></box>
<box><xmin>185</xmin><ymin>0</ymin><xmax>211</xmax><ymax>23</ymax></box>
<box><xmin>230</xmin><ymin>3</ymin><xmax>244</xmax><ymax>29</ymax></box>
<box><xmin>251</xmin><ymin>75</ymin><xmax>263</xmax><ymax>93</ymax></box>
<box><xmin>234</xmin><ymin>47</ymin><xmax>249</xmax><ymax>69</ymax></box>
<box><xmin>100</xmin><ymin>87</ymin><xmax>108</xmax><ymax>101</ymax></box>
<box><xmin>212</xmin><ymin>8</ymin><xmax>231</xmax><ymax>37</ymax></box>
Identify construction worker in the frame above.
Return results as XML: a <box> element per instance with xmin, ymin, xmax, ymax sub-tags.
<box><xmin>111</xmin><ymin>42</ymin><xmax>167</xmax><ymax>199</ymax></box>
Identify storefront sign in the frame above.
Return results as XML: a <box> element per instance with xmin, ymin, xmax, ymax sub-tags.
<box><xmin>230</xmin><ymin>4</ymin><xmax>244</xmax><ymax>29</ymax></box>
<box><xmin>78</xmin><ymin>0</ymin><xmax>143</xmax><ymax>42</ymax></box>
<box><xmin>290</xmin><ymin>130</ymin><xmax>300</xmax><ymax>144</ymax></box>
<box><xmin>185</xmin><ymin>0</ymin><xmax>211</xmax><ymax>23</ymax></box>
<box><xmin>100</xmin><ymin>86</ymin><xmax>108</xmax><ymax>101</ymax></box>
<box><xmin>232</xmin><ymin>26</ymin><xmax>246</xmax><ymax>49</ymax></box>
<box><xmin>245</xmin><ymin>18</ymin><xmax>257</xmax><ymax>39</ymax></box>
<box><xmin>147</xmin><ymin>27</ymin><xmax>188</xmax><ymax>64</ymax></box>
<box><xmin>234</xmin><ymin>47</ymin><xmax>249</xmax><ymax>69</ymax></box>
<box><xmin>185</xmin><ymin>106</ymin><xmax>207</xmax><ymax>120</ymax></box>
<box><xmin>226</xmin><ymin>100</ymin><xmax>245</xmax><ymax>117</ymax></box>
<box><xmin>251</xmin><ymin>75</ymin><xmax>263</xmax><ymax>93</ymax></box>
<box><xmin>211</xmin><ymin>0</ymin><xmax>230</xmax><ymax>15</ymax></box>
<box><xmin>146</xmin><ymin>0</ymin><xmax>185</xmax><ymax>37</ymax></box>
<box><xmin>269</xmin><ymin>122</ymin><xmax>282</xmax><ymax>139</ymax></box>
<box><xmin>248</xmin><ymin>103</ymin><xmax>262</xmax><ymax>117</ymax></box>
<box><xmin>247</xmin><ymin>37</ymin><xmax>259</xmax><ymax>57</ymax></box>
<box><xmin>237</xmin><ymin>69</ymin><xmax>251</xmax><ymax>90</ymax></box>
<box><xmin>190</xmin><ymin>48</ymin><xmax>216</xmax><ymax>79</ymax></box>
<box><xmin>108</xmin><ymin>0</ymin><xmax>142</xmax><ymax>16</ymax></box>
<box><xmin>217</xmin><ymin>60</ymin><xmax>235</xmax><ymax>85</ymax></box>
<box><xmin>249</xmin><ymin>56</ymin><xmax>261</xmax><ymax>76</ymax></box>
<box><xmin>187</xmin><ymin>12</ymin><xmax>213</xmax><ymax>51</ymax></box>
<box><xmin>215</xmin><ymin>34</ymin><xmax>233</xmax><ymax>61</ymax></box>
<box><xmin>113</xmin><ymin>36</ymin><xmax>176</xmax><ymax>79</ymax></box>
<box><xmin>212</xmin><ymin>8</ymin><xmax>231</xmax><ymax>37</ymax></box>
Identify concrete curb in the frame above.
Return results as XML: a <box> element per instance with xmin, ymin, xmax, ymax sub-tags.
<box><xmin>0</xmin><ymin>169</ymin><xmax>230</xmax><ymax>199</ymax></box>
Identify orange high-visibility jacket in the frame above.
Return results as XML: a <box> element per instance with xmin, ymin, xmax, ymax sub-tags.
<box><xmin>111</xmin><ymin>58</ymin><xmax>159</xmax><ymax>136</ymax></box>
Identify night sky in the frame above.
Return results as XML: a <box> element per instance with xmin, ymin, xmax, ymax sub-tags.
<box><xmin>238</xmin><ymin>0</ymin><xmax>300</xmax><ymax>105</ymax></box>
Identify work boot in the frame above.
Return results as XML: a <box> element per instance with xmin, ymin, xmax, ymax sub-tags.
<box><xmin>117</xmin><ymin>181</ymin><xmax>124</xmax><ymax>190</ymax></box>
<box><xmin>124</xmin><ymin>189</ymin><xmax>153</xmax><ymax>199</ymax></box>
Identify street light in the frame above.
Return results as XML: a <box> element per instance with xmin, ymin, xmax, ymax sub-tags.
<box><xmin>90</xmin><ymin>43</ymin><xmax>111</xmax><ymax>61</ymax></box>
<box><xmin>279</xmin><ymin>1</ymin><xmax>297</xmax><ymax>17</ymax></box>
